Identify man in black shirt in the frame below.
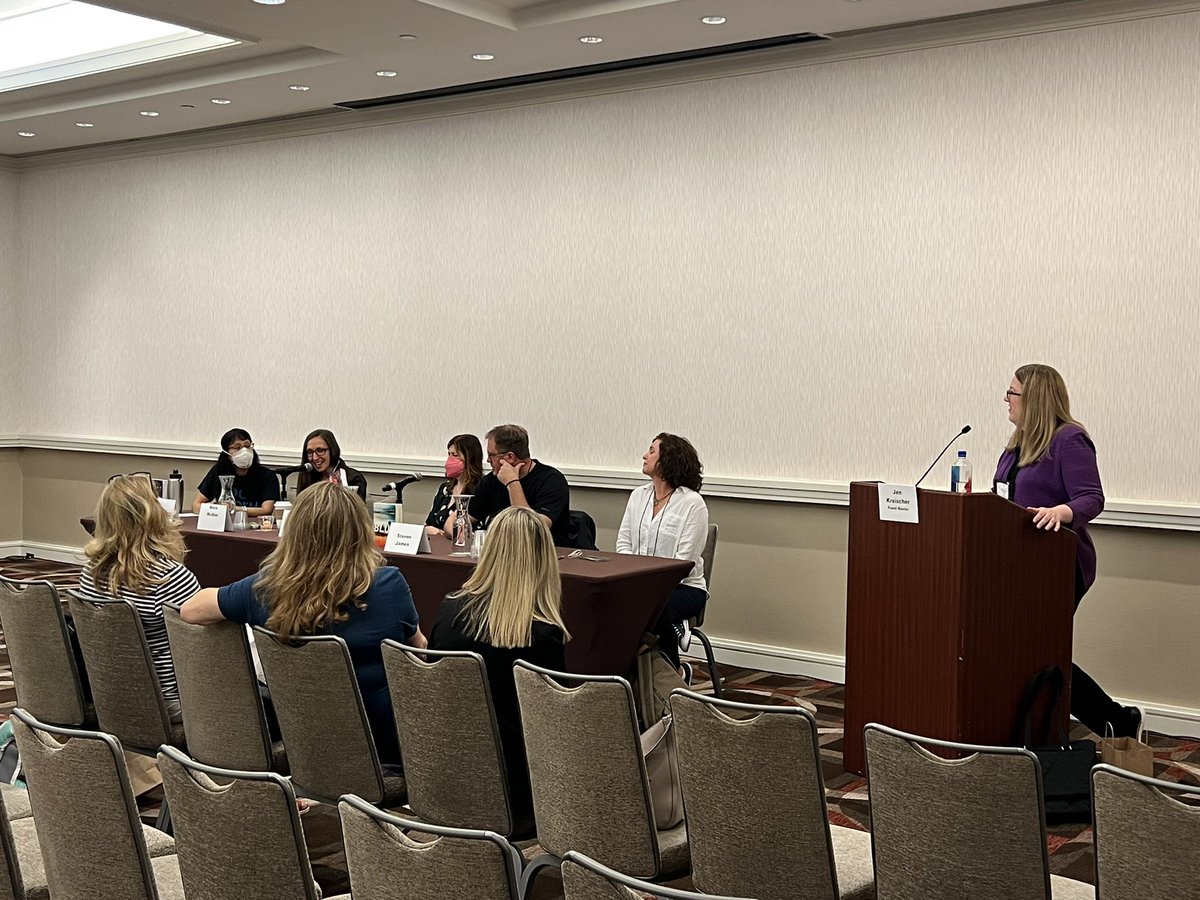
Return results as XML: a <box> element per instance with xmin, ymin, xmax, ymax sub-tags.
<box><xmin>469</xmin><ymin>424</ymin><xmax>571</xmax><ymax>546</ymax></box>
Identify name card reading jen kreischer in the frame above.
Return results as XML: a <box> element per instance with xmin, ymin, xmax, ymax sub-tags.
<box><xmin>878</xmin><ymin>484</ymin><xmax>919</xmax><ymax>524</ymax></box>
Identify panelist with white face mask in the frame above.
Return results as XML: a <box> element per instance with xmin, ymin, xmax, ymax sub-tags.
<box><xmin>192</xmin><ymin>427</ymin><xmax>281</xmax><ymax>516</ymax></box>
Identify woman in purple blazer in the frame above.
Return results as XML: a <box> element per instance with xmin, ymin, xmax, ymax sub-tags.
<box><xmin>993</xmin><ymin>364</ymin><xmax>1142</xmax><ymax>739</ymax></box>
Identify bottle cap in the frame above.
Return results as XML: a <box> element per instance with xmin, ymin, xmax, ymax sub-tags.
<box><xmin>957</xmin><ymin>450</ymin><xmax>967</xmax><ymax>457</ymax></box>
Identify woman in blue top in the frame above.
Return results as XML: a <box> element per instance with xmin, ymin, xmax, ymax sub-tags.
<box><xmin>183</xmin><ymin>481</ymin><xmax>424</xmax><ymax>765</ymax></box>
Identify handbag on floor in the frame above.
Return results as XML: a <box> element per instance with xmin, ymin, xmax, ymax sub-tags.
<box><xmin>1098</xmin><ymin>727</ymin><xmax>1155</xmax><ymax>777</ymax></box>
<box><xmin>1015</xmin><ymin>665</ymin><xmax>1096</xmax><ymax>824</ymax></box>
<box><xmin>640</xmin><ymin>711</ymin><xmax>685</xmax><ymax>829</ymax></box>
<box><xmin>0</xmin><ymin>719</ymin><xmax>24</xmax><ymax>788</ymax></box>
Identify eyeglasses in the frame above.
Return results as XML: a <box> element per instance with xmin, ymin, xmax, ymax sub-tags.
<box><xmin>486</xmin><ymin>451</ymin><xmax>510</xmax><ymax>461</ymax></box>
<box><xmin>108</xmin><ymin>471</ymin><xmax>152</xmax><ymax>483</ymax></box>
<box><xmin>306</xmin><ymin>448</ymin><xmax>330</xmax><ymax>457</ymax></box>
<box><xmin>227</xmin><ymin>442</ymin><xmax>253</xmax><ymax>452</ymax></box>
<box><xmin>1005</xmin><ymin>389</ymin><xmax>1022</xmax><ymax>399</ymax></box>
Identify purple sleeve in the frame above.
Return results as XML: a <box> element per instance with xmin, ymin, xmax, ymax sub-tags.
<box><xmin>1057</xmin><ymin>429</ymin><xmax>1105</xmax><ymax>526</ymax></box>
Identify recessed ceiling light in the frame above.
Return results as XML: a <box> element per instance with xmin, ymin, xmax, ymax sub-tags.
<box><xmin>181</xmin><ymin>104</ymin><xmax>195</xmax><ymax>109</ymax></box>
<box><xmin>211</xmin><ymin>97</ymin><xmax>232</xmax><ymax>104</ymax></box>
<box><xmin>288</xmin><ymin>84</ymin><xmax>310</xmax><ymax>91</ymax></box>
<box><xmin>75</xmin><ymin>122</ymin><xmax>94</xmax><ymax>127</ymax></box>
<box><xmin>376</xmin><ymin>70</ymin><xmax>397</xmax><ymax>77</ymax></box>
<box><xmin>17</xmin><ymin>131</ymin><xmax>35</xmax><ymax>137</ymax></box>
<box><xmin>701</xmin><ymin>16</ymin><xmax>727</xmax><ymax>25</ymax></box>
<box><xmin>252</xmin><ymin>0</ymin><xmax>286</xmax><ymax>5</ymax></box>
<box><xmin>472</xmin><ymin>53</ymin><xmax>494</xmax><ymax>61</ymax></box>
<box><xmin>139</xmin><ymin>110</ymin><xmax>159</xmax><ymax>117</ymax></box>
<box><xmin>398</xmin><ymin>34</ymin><xmax>417</xmax><ymax>40</ymax></box>
<box><xmin>579</xmin><ymin>36</ymin><xmax>603</xmax><ymax>44</ymax></box>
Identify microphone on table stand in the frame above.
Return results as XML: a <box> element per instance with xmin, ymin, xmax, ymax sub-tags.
<box><xmin>381</xmin><ymin>473</ymin><xmax>423</xmax><ymax>502</ymax></box>
<box><xmin>914</xmin><ymin>425</ymin><xmax>972</xmax><ymax>488</ymax></box>
<box><xmin>273</xmin><ymin>463</ymin><xmax>313</xmax><ymax>501</ymax></box>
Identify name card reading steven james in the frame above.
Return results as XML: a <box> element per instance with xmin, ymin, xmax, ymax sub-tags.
<box><xmin>384</xmin><ymin>522</ymin><xmax>431</xmax><ymax>555</ymax></box>
<box><xmin>878</xmin><ymin>484</ymin><xmax>919</xmax><ymax>524</ymax></box>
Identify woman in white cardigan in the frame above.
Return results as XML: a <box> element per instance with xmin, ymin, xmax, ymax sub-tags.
<box><xmin>616</xmin><ymin>433</ymin><xmax>709</xmax><ymax>670</ymax></box>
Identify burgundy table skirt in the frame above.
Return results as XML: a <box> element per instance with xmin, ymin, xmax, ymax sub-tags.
<box><xmin>81</xmin><ymin>516</ymin><xmax>691</xmax><ymax>676</ymax></box>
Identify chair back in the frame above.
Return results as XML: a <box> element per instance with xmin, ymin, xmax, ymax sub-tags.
<box><xmin>669</xmin><ymin>689</ymin><xmax>839</xmax><ymax>900</ymax></box>
<box><xmin>694</xmin><ymin>523</ymin><xmax>718</xmax><ymax>627</ymax></box>
<box><xmin>0</xmin><ymin>575</ymin><xmax>89</xmax><ymax>726</ymax></box>
<box><xmin>513</xmin><ymin>661</ymin><xmax>661</xmax><ymax>877</ymax></box>
<box><xmin>864</xmin><ymin>723</ymin><xmax>1053</xmax><ymax>900</ymax></box>
<box><xmin>10</xmin><ymin>708</ymin><xmax>160</xmax><ymax>900</ymax></box>
<box><xmin>338</xmin><ymin>794</ymin><xmax>522</xmax><ymax>900</ymax></box>
<box><xmin>66</xmin><ymin>590</ymin><xmax>177</xmax><ymax>754</ymax></box>
<box><xmin>562</xmin><ymin>851</ymin><xmax>755</xmax><ymax>900</ymax></box>
<box><xmin>157</xmin><ymin>746</ymin><xmax>319</xmax><ymax>900</ymax></box>
<box><xmin>252</xmin><ymin>627</ymin><xmax>385</xmax><ymax>803</ymax></box>
<box><xmin>1092</xmin><ymin>763</ymin><xmax>1200</xmax><ymax>900</ymax></box>
<box><xmin>163</xmin><ymin>606</ymin><xmax>277</xmax><ymax>771</ymax></box>
<box><xmin>568</xmin><ymin>510</ymin><xmax>599</xmax><ymax>551</ymax></box>
<box><xmin>382</xmin><ymin>641</ymin><xmax>512</xmax><ymax>833</ymax></box>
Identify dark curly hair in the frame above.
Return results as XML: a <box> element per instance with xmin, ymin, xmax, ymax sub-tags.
<box><xmin>653</xmin><ymin>433</ymin><xmax>702</xmax><ymax>492</ymax></box>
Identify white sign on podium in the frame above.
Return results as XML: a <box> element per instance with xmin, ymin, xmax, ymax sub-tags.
<box><xmin>878</xmin><ymin>484</ymin><xmax>919</xmax><ymax>524</ymax></box>
<box><xmin>384</xmin><ymin>522</ymin><xmax>431</xmax><ymax>555</ymax></box>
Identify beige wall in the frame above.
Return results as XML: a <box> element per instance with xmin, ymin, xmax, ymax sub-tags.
<box><xmin>0</xmin><ymin>168</ymin><xmax>18</xmax><ymax>435</ymax></box>
<box><xmin>16</xmin><ymin>448</ymin><xmax>1199</xmax><ymax>725</ymax></box>
<box><xmin>0</xmin><ymin>450</ymin><xmax>20</xmax><ymax>543</ymax></box>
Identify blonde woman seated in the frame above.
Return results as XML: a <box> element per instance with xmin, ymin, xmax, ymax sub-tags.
<box><xmin>429</xmin><ymin>506</ymin><xmax>569</xmax><ymax>819</ymax></box>
<box><xmin>182</xmin><ymin>481</ymin><xmax>423</xmax><ymax>766</ymax></box>
<box><xmin>78</xmin><ymin>474</ymin><xmax>201</xmax><ymax>722</ymax></box>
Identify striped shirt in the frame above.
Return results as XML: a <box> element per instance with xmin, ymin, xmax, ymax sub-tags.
<box><xmin>77</xmin><ymin>558</ymin><xmax>200</xmax><ymax>702</ymax></box>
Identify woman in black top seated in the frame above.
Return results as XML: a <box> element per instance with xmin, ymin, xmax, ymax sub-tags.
<box><xmin>192</xmin><ymin>428</ymin><xmax>280</xmax><ymax>516</ymax></box>
<box><xmin>425</xmin><ymin>433</ymin><xmax>484</xmax><ymax>539</ymax></box>
<box><xmin>296</xmin><ymin>428</ymin><xmax>368</xmax><ymax>500</ymax></box>
<box><xmin>429</xmin><ymin>506</ymin><xmax>569</xmax><ymax>819</ymax></box>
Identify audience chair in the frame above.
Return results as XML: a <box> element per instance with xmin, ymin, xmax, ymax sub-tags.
<box><xmin>163</xmin><ymin>605</ymin><xmax>285</xmax><ymax>772</ymax></box>
<box><xmin>382</xmin><ymin>641</ymin><xmax>518</xmax><ymax>835</ymax></box>
<box><xmin>863</xmin><ymin>723</ymin><xmax>1095</xmax><ymax>900</ymax></box>
<box><xmin>0</xmin><ymin>777</ymin><xmax>47</xmax><ymax>899</ymax></box>
<box><xmin>157</xmin><ymin>746</ymin><xmax>348</xmax><ymax>900</ymax></box>
<box><xmin>562</xmin><ymin>851</ymin><xmax>757</xmax><ymax>900</ymax></box>
<box><xmin>513</xmin><ymin>661</ymin><xmax>689</xmax><ymax>896</ymax></box>
<box><xmin>252</xmin><ymin>627</ymin><xmax>405</xmax><ymax>806</ymax></box>
<box><xmin>1092</xmin><ymin>763</ymin><xmax>1200</xmax><ymax>900</ymax></box>
<box><xmin>0</xmin><ymin>575</ymin><xmax>92</xmax><ymax>727</ymax></box>
<box><xmin>64</xmin><ymin>591</ymin><xmax>185</xmax><ymax>756</ymax></box>
<box><xmin>9</xmin><ymin>709</ymin><xmax>181</xmax><ymax>900</ymax></box>
<box><xmin>685</xmin><ymin>524</ymin><xmax>721</xmax><ymax>697</ymax></box>
<box><xmin>338</xmin><ymin>794</ymin><xmax>524</xmax><ymax>900</ymax></box>
<box><xmin>669</xmin><ymin>688</ymin><xmax>874</xmax><ymax>900</ymax></box>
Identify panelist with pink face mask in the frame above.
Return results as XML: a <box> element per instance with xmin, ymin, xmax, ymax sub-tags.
<box><xmin>425</xmin><ymin>433</ymin><xmax>485</xmax><ymax>539</ymax></box>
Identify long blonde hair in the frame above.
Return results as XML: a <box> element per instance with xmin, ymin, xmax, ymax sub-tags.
<box><xmin>450</xmin><ymin>506</ymin><xmax>569</xmax><ymax>649</ymax></box>
<box><xmin>85</xmin><ymin>475</ymin><xmax>186</xmax><ymax>596</ymax></box>
<box><xmin>256</xmin><ymin>481</ymin><xmax>383</xmax><ymax>639</ymax></box>
<box><xmin>1005</xmin><ymin>363</ymin><xmax>1087</xmax><ymax>466</ymax></box>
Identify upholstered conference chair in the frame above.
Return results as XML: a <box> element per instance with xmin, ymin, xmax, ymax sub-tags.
<box><xmin>338</xmin><ymin>795</ymin><xmax>523</xmax><ymax>900</ymax></box>
<box><xmin>0</xmin><ymin>575</ymin><xmax>92</xmax><ymax>727</ymax></box>
<box><xmin>513</xmin><ymin>661</ymin><xmax>689</xmax><ymax>897</ymax></box>
<box><xmin>864</xmin><ymin>723</ymin><xmax>1094</xmax><ymax>900</ymax></box>
<box><xmin>10</xmin><ymin>709</ymin><xmax>181</xmax><ymax>900</ymax></box>
<box><xmin>157</xmin><ymin>746</ymin><xmax>348</xmax><ymax>900</ymax></box>
<box><xmin>562</xmin><ymin>851</ymin><xmax>756</xmax><ymax>900</ymax></box>
<box><xmin>669</xmin><ymin>688</ymin><xmax>874</xmax><ymax>900</ymax></box>
<box><xmin>382</xmin><ymin>641</ymin><xmax>519</xmax><ymax>835</ymax></box>
<box><xmin>684</xmin><ymin>523</ymin><xmax>722</xmax><ymax>696</ymax></box>
<box><xmin>1092</xmin><ymin>763</ymin><xmax>1200</xmax><ymax>900</ymax></box>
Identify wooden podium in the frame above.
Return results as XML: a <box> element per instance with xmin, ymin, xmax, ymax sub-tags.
<box><xmin>842</xmin><ymin>482</ymin><xmax>1077</xmax><ymax>775</ymax></box>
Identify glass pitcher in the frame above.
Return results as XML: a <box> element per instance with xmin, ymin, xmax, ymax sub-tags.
<box><xmin>449</xmin><ymin>494</ymin><xmax>474</xmax><ymax>557</ymax></box>
<box><xmin>217</xmin><ymin>475</ymin><xmax>236</xmax><ymax>512</ymax></box>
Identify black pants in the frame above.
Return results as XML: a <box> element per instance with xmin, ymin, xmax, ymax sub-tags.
<box><xmin>655</xmin><ymin>584</ymin><xmax>708</xmax><ymax>669</ymax></box>
<box><xmin>1071</xmin><ymin>571</ymin><xmax>1133</xmax><ymax>737</ymax></box>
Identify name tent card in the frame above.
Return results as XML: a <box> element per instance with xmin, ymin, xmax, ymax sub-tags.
<box><xmin>878</xmin><ymin>484</ymin><xmax>919</xmax><ymax>524</ymax></box>
<box><xmin>384</xmin><ymin>522</ymin><xmax>431</xmax><ymax>555</ymax></box>
<box><xmin>198</xmin><ymin>503</ymin><xmax>229</xmax><ymax>533</ymax></box>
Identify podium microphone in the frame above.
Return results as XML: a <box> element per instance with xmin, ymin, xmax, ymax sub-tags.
<box><xmin>274</xmin><ymin>462</ymin><xmax>313</xmax><ymax>501</ymax></box>
<box><xmin>382</xmin><ymin>473</ymin><xmax>423</xmax><ymax>500</ymax></box>
<box><xmin>914</xmin><ymin>425</ymin><xmax>971</xmax><ymax>488</ymax></box>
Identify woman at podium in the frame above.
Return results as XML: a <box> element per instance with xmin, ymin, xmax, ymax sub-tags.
<box><xmin>993</xmin><ymin>363</ymin><xmax>1142</xmax><ymax>738</ymax></box>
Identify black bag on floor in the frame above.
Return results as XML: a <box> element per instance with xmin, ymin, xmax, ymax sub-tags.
<box><xmin>1015</xmin><ymin>665</ymin><xmax>1096</xmax><ymax>824</ymax></box>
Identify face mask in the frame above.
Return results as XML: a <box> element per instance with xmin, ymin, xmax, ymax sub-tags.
<box><xmin>445</xmin><ymin>456</ymin><xmax>466</xmax><ymax>479</ymax></box>
<box><xmin>229</xmin><ymin>448</ymin><xmax>255</xmax><ymax>469</ymax></box>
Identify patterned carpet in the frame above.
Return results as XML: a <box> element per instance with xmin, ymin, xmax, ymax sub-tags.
<box><xmin>3</xmin><ymin>554</ymin><xmax>1198</xmax><ymax>897</ymax></box>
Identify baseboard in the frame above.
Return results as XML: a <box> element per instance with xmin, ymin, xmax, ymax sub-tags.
<box><xmin>9</xmin><ymin>541</ymin><xmax>86</xmax><ymax>564</ymax></box>
<box><xmin>695</xmin><ymin>635</ymin><xmax>1200</xmax><ymax>739</ymax></box>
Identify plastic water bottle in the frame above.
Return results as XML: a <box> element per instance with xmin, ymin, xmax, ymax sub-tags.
<box><xmin>951</xmin><ymin>450</ymin><xmax>973</xmax><ymax>494</ymax></box>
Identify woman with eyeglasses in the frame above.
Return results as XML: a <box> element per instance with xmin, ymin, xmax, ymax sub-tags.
<box><xmin>429</xmin><ymin>506</ymin><xmax>569</xmax><ymax>820</ymax></box>
<box><xmin>182</xmin><ymin>481</ymin><xmax>424</xmax><ymax>765</ymax></box>
<box><xmin>79</xmin><ymin>474</ymin><xmax>201</xmax><ymax>722</ymax></box>
<box><xmin>191</xmin><ymin>428</ymin><xmax>280</xmax><ymax>516</ymax></box>
<box><xmin>425</xmin><ymin>433</ymin><xmax>485</xmax><ymax>539</ymax></box>
<box><xmin>616</xmin><ymin>433</ymin><xmax>709</xmax><ymax>673</ymax></box>
<box><xmin>995</xmin><ymin>364</ymin><xmax>1141</xmax><ymax>738</ymax></box>
<box><xmin>295</xmin><ymin>428</ymin><xmax>368</xmax><ymax>501</ymax></box>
